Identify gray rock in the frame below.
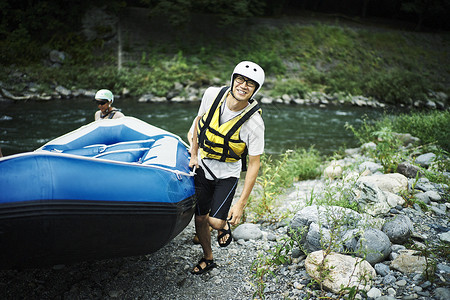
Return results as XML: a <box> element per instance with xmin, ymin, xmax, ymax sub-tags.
<box><xmin>55</xmin><ymin>86</ymin><xmax>71</xmax><ymax>97</ymax></box>
<box><xmin>367</xmin><ymin>287</ymin><xmax>382</xmax><ymax>299</ymax></box>
<box><xmin>415</xmin><ymin>153</ymin><xmax>436</xmax><ymax>168</ymax></box>
<box><xmin>437</xmin><ymin>263</ymin><xmax>450</xmax><ymax>273</ymax></box>
<box><xmin>359</xmin><ymin>161</ymin><xmax>383</xmax><ymax>174</ymax></box>
<box><xmin>361</xmin><ymin>142</ymin><xmax>377</xmax><ymax>151</ymax></box>
<box><xmin>439</xmin><ymin>231</ymin><xmax>450</xmax><ymax>243</ymax></box>
<box><xmin>425</xmin><ymin>190</ymin><xmax>441</xmax><ymax>202</ymax></box>
<box><xmin>430</xmin><ymin>205</ymin><xmax>447</xmax><ymax>216</ymax></box>
<box><xmin>355</xmin><ymin>228</ymin><xmax>391</xmax><ymax>265</ymax></box>
<box><xmin>434</xmin><ymin>287</ymin><xmax>450</xmax><ymax>300</ymax></box>
<box><xmin>396</xmin><ymin>279</ymin><xmax>407</xmax><ymax>286</ymax></box>
<box><xmin>391</xmin><ymin>244</ymin><xmax>406</xmax><ymax>253</ymax></box>
<box><xmin>382</xmin><ymin>215</ymin><xmax>413</xmax><ymax>244</ymax></box>
<box><xmin>392</xmin><ymin>133</ymin><xmax>420</xmax><ymax>147</ymax></box>
<box><xmin>383</xmin><ymin>274</ymin><xmax>397</xmax><ymax>285</ymax></box>
<box><xmin>376</xmin><ymin>296</ymin><xmax>396</xmax><ymax>300</ymax></box>
<box><xmin>232</xmin><ymin>223</ymin><xmax>263</xmax><ymax>241</ymax></box>
<box><xmin>49</xmin><ymin>50</ymin><xmax>66</xmax><ymax>64</ymax></box>
<box><xmin>374</xmin><ymin>263</ymin><xmax>390</xmax><ymax>276</ymax></box>
<box><xmin>305</xmin><ymin>222</ymin><xmax>331</xmax><ymax>253</ymax></box>
<box><xmin>415</xmin><ymin>192</ymin><xmax>431</xmax><ymax>204</ymax></box>
<box><xmin>138</xmin><ymin>94</ymin><xmax>154</xmax><ymax>102</ymax></box>
<box><xmin>397</xmin><ymin>162</ymin><xmax>421</xmax><ymax>178</ymax></box>
<box><xmin>415</xmin><ymin>177</ymin><xmax>437</xmax><ymax>192</ymax></box>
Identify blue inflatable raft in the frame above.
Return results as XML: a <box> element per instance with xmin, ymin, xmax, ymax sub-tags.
<box><xmin>0</xmin><ymin>117</ymin><xmax>196</xmax><ymax>269</ymax></box>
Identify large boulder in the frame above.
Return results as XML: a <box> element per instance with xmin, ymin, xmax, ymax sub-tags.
<box><xmin>353</xmin><ymin>180</ymin><xmax>389</xmax><ymax>215</ymax></box>
<box><xmin>353</xmin><ymin>173</ymin><xmax>408</xmax><ymax>215</ymax></box>
<box><xmin>358</xmin><ymin>173</ymin><xmax>408</xmax><ymax>194</ymax></box>
<box><xmin>305</xmin><ymin>250</ymin><xmax>376</xmax><ymax>294</ymax></box>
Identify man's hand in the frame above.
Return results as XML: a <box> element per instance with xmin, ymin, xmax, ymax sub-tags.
<box><xmin>227</xmin><ymin>204</ymin><xmax>244</xmax><ymax>226</ymax></box>
<box><xmin>189</xmin><ymin>155</ymin><xmax>199</xmax><ymax>169</ymax></box>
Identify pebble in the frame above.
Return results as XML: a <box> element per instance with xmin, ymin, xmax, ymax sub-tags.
<box><xmin>397</xmin><ymin>279</ymin><xmax>407</xmax><ymax>287</ymax></box>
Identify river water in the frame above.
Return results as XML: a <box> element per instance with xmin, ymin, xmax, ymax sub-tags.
<box><xmin>0</xmin><ymin>97</ymin><xmax>386</xmax><ymax>157</ymax></box>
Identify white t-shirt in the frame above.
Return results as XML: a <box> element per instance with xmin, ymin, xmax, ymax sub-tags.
<box><xmin>194</xmin><ymin>86</ymin><xmax>265</xmax><ymax>179</ymax></box>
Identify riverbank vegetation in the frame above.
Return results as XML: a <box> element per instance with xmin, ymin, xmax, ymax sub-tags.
<box><xmin>247</xmin><ymin>110</ymin><xmax>449</xmax><ymax>224</ymax></box>
<box><xmin>248</xmin><ymin>110</ymin><xmax>449</xmax><ymax>299</ymax></box>
<box><xmin>1</xmin><ymin>4</ymin><xmax>449</xmax><ymax>107</ymax></box>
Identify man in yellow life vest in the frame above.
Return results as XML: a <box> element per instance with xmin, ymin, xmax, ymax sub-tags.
<box><xmin>189</xmin><ymin>61</ymin><xmax>265</xmax><ymax>274</ymax></box>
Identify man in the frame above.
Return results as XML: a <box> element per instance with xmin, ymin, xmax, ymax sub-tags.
<box><xmin>94</xmin><ymin>89</ymin><xmax>125</xmax><ymax>120</ymax></box>
<box><xmin>189</xmin><ymin>61</ymin><xmax>265</xmax><ymax>274</ymax></box>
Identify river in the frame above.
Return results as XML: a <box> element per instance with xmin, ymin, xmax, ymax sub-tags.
<box><xmin>0</xmin><ymin>97</ymin><xmax>386</xmax><ymax>157</ymax></box>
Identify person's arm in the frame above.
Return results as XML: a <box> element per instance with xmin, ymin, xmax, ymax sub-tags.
<box><xmin>188</xmin><ymin>116</ymin><xmax>201</xmax><ymax>169</ymax></box>
<box><xmin>227</xmin><ymin>154</ymin><xmax>260</xmax><ymax>225</ymax></box>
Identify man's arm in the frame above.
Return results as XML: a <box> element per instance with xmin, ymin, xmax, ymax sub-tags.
<box><xmin>188</xmin><ymin>116</ymin><xmax>201</xmax><ymax>169</ymax></box>
<box><xmin>227</xmin><ymin>154</ymin><xmax>261</xmax><ymax>225</ymax></box>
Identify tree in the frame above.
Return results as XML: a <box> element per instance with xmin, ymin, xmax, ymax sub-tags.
<box><xmin>401</xmin><ymin>0</ymin><xmax>450</xmax><ymax>30</ymax></box>
<box><xmin>140</xmin><ymin>0</ymin><xmax>266</xmax><ymax>28</ymax></box>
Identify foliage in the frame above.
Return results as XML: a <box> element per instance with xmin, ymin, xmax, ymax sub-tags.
<box><xmin>1</xmin><ymin>3</ymin><xmax>449</xmax><ymax>105</ymax></box>
<box><xmin>270</xmin><ymin>77</ymin><xmax>311</xmax><ymax>98</ymax></box>
<box><xmin>346</xmin><ymin>110</ymin><xmax>450</xmax><ymax>152</ymax></box>
<box><xmin>345</xmin><ymin>120</ymin><xmax>408</xmax><ymax>173</ymax></box>
<box><xmin>251</xmin><ymin>198</ymin><xmax>374</xmax><ymax>299</ymax></box>
<box><xmin>401</xmin><ymin>0</ymin><xmax>450</xmax><ymax>30</ymax></box>
<box><xmin>372</xmin><ymin>126</ymin><xmax>406</xmax><ymax>173</ymax></box>
<box><xmin>363</xmin><ymin>69</ymin><xmax>431</xmax><ymax>104</ymax></box>
<box><xmin>248</xmin><ymin>148</ymin><xmax>322</xmax><ymax>222</ymax></box>
<box><xmin>141</xmin><ymin>0</ymin><xmax>266</xmax><ymax>28</ymax></box>
<box><xmin>313</xmin><ymin>175</ymin><xmax>362</xmax><ymax>212</ymax></box>
<box><xmin>387</xmin><ymin>110</ymin><xmax>450</xmax><ymax>152</ymax></box>
<box><xmin>251</xmin><ymin>230</ymin><xmax>301</xmax><ymax>299</ymax></box>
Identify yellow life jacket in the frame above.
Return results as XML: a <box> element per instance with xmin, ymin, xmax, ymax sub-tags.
<box><xmin>197</xmin><ymin>87</ymin><xmax>261</xmax><ymax>164</ymax></box>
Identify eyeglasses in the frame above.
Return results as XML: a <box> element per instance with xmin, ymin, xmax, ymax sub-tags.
<box><xmin>94</xmin><ymin>100</ymin><xmax>108</xmax><ymax>106</ymax></box>
<box><xmin>235</xmin><ymin>75</ymin><xmax>256</xmax><ymax>88</ymax></box>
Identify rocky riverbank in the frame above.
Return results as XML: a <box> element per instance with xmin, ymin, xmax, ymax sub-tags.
<box><xmin>1</xmin><ymin>76</ymin><xmax>448</xmax><ymax>111</ymax></box>
<box><xmin>0</xmin><ymin>141</ymin><xmax>449</xmax><ymax>299</ymax></box>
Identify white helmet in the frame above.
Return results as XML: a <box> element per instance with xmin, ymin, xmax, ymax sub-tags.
<box><xmin>95</xmin><ymin>89</ymin><xmax>114</xmax><ymax>103</ymax></box>
<box><xmin>231</xmin><ymin>61</ymin><xmax>265</xmax><ymax>98</ymax></box>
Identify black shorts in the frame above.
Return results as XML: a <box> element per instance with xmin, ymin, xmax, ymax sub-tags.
<box><xmin>194</xmin><ymin>167</ymin><xmax>239</xmax><ymax>220</ymax></box>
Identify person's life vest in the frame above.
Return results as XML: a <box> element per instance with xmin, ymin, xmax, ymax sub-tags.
<box><xmin>197</xmin><ymin>86</ymin><xmax>261</xmax><ymax>169</ymax></box>
<box><xmin>101</xmin><ymin>109</ymin><xmax>120</xmax><ymax>119</ymax></box>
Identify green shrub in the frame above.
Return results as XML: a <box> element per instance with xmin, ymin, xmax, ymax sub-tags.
<box><xmin>363</xmin><ymin>69</ymin><xmax>431</xmax><ymax>104</ymax></box>
<box><xmin>347</xmin><ymin>111</ymin><xmax>450</xmax><ymax>152</ymax></box>
<box><xmin>270</xmin><ymin>77</ymin><xmax>311</xmax><ymax>97</ymax></box>
<box><xmin>389</xmin><ymin>110</ymin><xmax>450</xmax><ymax>151</ymax></box>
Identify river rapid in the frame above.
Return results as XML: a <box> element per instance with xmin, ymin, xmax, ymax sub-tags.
<box><xmin>0</xmin><ymin>97</ymin><xmax>387</xmax><ymax>157</ymax></box>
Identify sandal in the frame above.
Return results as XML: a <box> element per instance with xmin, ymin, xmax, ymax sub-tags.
<box><xmin>217</xmin><ymin>221</ymin><xmax>232</xmax><ymax>247</ymax></box>
<box><xmin>191</xmin><ymin>257</ymin><xmax>216</xmax><ymax>275</ymax></box>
